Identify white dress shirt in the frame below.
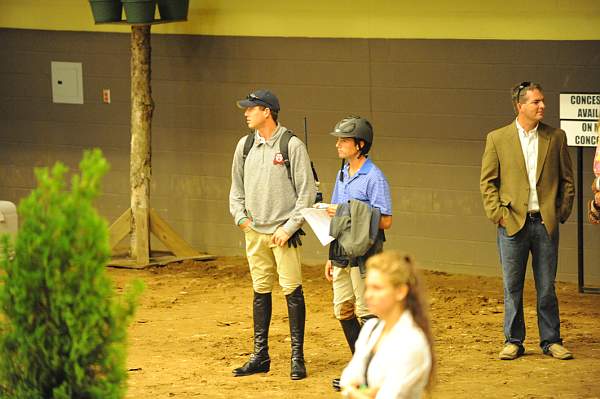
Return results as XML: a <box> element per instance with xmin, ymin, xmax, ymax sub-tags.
<box><xmin>340</xmin><ymin>311</ymin><xmax>431</xmax><ymax>399</ymax></box>
<box><xmin>516</xmin><ymin>119</ymin><xmax>540</xmax><ymax>212</ymax></box>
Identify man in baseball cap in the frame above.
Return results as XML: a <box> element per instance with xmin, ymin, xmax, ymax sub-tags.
<box><xmin>229</xmin><ymin>89</ymin><xmax>315</xmax><ymax>381</ymax></box>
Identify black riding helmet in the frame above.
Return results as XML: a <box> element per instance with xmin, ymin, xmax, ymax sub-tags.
<box><xmin>330</xmin><ymin>116</ymin><xmax>374</xmax><ymax>181</ymax></box>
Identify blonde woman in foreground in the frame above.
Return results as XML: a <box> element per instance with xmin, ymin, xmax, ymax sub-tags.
<box><xmin>340</xmin><ymin>251</ymin><xmax>434</xmax><ymax>399</ymax></box>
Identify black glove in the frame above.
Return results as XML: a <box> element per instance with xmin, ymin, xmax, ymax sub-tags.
<box><xmin>287</xmin><ymin>228</ymin><xmax>306</xmax><ymax>248</ymax></box>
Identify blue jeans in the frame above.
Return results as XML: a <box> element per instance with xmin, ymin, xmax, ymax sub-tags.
<box><xmin>497</xmin><ymin>215</ymin><xmax>562</xmax><ymax>351</ymax></box>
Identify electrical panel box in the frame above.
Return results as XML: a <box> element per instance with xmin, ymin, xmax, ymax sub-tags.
<box><xmin>51</xmin><ymin>61</ymin><xmax>84</xmax><ymax>104</ymax></box>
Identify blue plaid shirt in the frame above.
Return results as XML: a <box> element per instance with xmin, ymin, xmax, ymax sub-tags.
<box><xmin>331</xmin><ymin>158</ymin><xmax>392</xmax><ymax>215</ymax></box>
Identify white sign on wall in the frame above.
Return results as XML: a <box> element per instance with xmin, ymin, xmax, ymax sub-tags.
<box><xmin>560</xmin><ymin>93</ymin><xmax>599</xmax><ymax>147</ymax></box>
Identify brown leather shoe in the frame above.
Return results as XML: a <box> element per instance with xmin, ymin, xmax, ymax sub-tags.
<box><xmin>545</xmin><ymin>343</ymin><xmax>573</xmax><ymax>360</ymax></box>
<box><xmin>499</xmin><ymin>343</ymin><xmax>524</xmax><ymax>360</ymax></box>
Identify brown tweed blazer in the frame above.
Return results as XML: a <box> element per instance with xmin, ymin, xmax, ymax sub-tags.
<box><xmin>480</xmin><ymin>121</ymin><xmax>575</xmax><ymax>238</ymax></box>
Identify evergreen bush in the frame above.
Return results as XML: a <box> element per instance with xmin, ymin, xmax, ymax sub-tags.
<box><xmin>0</xmin><ymin>149</ymin><xmax>143</xmax><ymax>398</ymax></box>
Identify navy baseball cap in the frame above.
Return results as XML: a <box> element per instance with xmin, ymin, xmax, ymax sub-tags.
<box><xmin>236</xmin><ymin>89</ymin><xmax>280</xmax><ymax>112</ymax></box>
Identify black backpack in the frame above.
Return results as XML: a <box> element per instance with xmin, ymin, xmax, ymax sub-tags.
<box><xmin>242</xmin><ymin>131</ymin><xmax>322</xmax><ymax>204</ymax></box>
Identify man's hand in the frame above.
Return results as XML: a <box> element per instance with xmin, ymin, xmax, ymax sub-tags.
<box><xmin>326</xmin><ymin>204</ymin><xmax>338</xmax><ymax>218</ymax></box>
<box><xmin>271</xmin><ymin>227</ymin><xmax>290</xmax><ymax>247</ymax></box>
<box><xmin>379</xmin><ymin>215</ymin><xmax>392</xmax><ymax>230</ymax></box>
<box><xmin>238</xmin><ymin>217</ymin><xmax>252</xmax><ymax>232</ymax></box>
<box><xmin>324</xmin><ymin>260</ymin><xmax>333</xmax><ymax>282</ymax></box>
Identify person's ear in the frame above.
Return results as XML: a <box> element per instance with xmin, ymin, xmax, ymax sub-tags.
<box><xmin>395</xmin><ymin>284</ymin><xmax>409</xmax><ymax>302</ymax></box>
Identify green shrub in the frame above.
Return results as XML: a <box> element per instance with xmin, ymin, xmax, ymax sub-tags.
<box><xmin>0</xmin><ymin>149</ymin><xmax>142</xmax><ymax>398</ymax></box>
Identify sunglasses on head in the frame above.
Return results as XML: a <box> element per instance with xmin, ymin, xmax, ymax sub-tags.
<box><xmin>516</xmin><ymin>81</ymin><xmax>531</xmax><ymax>100</ymax></box>
<box><xmin>247</xmin><ymin>93</ymin><xmax>271</xmax><ymax>109</ymax></box>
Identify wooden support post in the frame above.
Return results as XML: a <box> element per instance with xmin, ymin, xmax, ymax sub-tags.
<box><xmin>149</xmin><ymin>208</ymin><xmax>200</xmax><ymax>257</ymax></box>
<box><xmin>106</xmin><ymin>23</ymin><xmax>213</xmax><ymax>269</ymax></box>
<box><xmin>133</xmin><ymin>207</ymin><xmax>150</xmax><ymax>264</ymax></box>
<box><xmin>108</xmin><ymin>208</ymin><xmax>132</xmax><ymax>249</ymax></box>
<box><xmin>130</xmin><ymin>25</ymin><xmax>153</xmax><ymax>265</ymax></box>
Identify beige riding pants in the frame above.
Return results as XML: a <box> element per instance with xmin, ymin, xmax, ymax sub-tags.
<box><xmin>244</xmin><ymin>228</ymin><xmax>302</xmax><ymax>295</ymax></box>
<box><xmin>332</xmin><ymin>265</ymin><xmax>369</xmax><ymax>320</ymax></box>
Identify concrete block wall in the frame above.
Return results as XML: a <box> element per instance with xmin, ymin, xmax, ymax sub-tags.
<box><xmin>1</xmin><ymin>28</ymin><xmax>599</xmax><ymax>283</ymax></box>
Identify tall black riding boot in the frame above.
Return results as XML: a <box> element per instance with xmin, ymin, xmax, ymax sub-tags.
<box><xmin>332</xmin><ymin>316</ymin><xmax>363</xmax><ymax>391</ymax></box>
<box><xmin>340</xmin><ymin>317</ymin><xmax>362</xmax><ymax>354</ymax></box>
<box><xmin>232</xmin><ymin>291</ymin><xmax>272</xmax><ymax>376</ymax></box>
<box><xmin>286</xmin><ymin>285</ymin><xmax>307</xmax><ymax>380</ymax></box>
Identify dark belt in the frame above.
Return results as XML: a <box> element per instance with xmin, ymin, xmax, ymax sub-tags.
<box><xmin>527</xmin><ymin>211</ymin><xmax>542</xmax><ymax>221</ymax></box>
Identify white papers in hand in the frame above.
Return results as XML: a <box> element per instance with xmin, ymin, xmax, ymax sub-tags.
<box><xmin>300</xmin><ymin>208</ymin><xmax>334</xmax><ymax>246</ymax></box>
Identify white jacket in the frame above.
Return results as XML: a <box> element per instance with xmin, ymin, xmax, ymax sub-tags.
<box><xmin>340</xmin><ymin>311</ymin><xmax>431</xmax><ymax>399</ymax></box>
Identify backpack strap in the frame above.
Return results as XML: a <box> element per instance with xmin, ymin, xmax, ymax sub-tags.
<box><xmin>242</xmin><ymin>132</ymin><xmax>254</xmax><ymax>163</ymax></box>
<box><xmin>279</xmin><ymin>130</ymin><xmax>295</xmax><ymax>182</ymax></box>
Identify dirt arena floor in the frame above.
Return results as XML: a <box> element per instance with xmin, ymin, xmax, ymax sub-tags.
<box><xmin>111</xmin><ymin>256</ymin><xmax>600</xmax><ymax>399</ymax></box>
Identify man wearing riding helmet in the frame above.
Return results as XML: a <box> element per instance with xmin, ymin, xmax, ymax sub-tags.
<box><xmin>323</xmin><ymin>116</ymin><xmax>393</xmax><ymax>388</ymax></box>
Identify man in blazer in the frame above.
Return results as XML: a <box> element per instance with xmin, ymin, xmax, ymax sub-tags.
<box><xmin>480</xmin><ymin>82</ymin><xmax>575</xmax><ymax>360</ymax></box>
